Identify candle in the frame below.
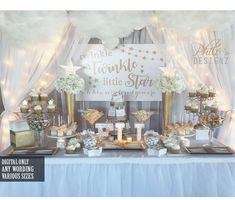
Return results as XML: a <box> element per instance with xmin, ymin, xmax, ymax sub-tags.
<box><xmin>67</xmin><ymin>115</ymin><xmax>70</xmax><ymax>126</ymax></box>
<box><xmin>60</xmin><ymin>115</ymin><xmax>63</xmax><ymax>125</ymax></box>
<box><xmin>134</xmin><ymin>123</ymin><xmax>145</xmax><ymax>141</ymax></box>
<box><xmin>58</xmin><ymin>115</ymin><xmax>60</xmax><ymax>126</ymax></box>
<box><xmin>115</xmin><ymin>122</ymin><xmax>125</xmax><ymax>141</ymax></box>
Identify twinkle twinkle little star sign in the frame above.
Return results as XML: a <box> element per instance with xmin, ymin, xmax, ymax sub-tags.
<box><xmin>76</xmin><ymin>44</ymin><xmax>165</xmax><ymax>101</ymax></box>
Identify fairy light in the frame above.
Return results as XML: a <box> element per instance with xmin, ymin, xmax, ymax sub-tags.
<box><xmin>1</xmin><ymin>80</ymin><xmax>5</xmax><ymax>85</ymax></box>
<box><xmin>4</xmin><ymin>59</ymin><xmax>13</xmax><ymax>66</ymax></box>
<box><xmin>40</xmin><ymin>80</ymin><xmax>47</xmax><ymax>87</ymax></box>
<box><xmin>2</xmin><ymin>90</ymin><xmax>9</xmax><ymax>97</ymax></box>
<box><xmin>10</xmin><ymin>98</ymin><xmax>16</xmax><ymax>106</ymax></box>
<box><xmin>17</xmin><ymin>49</ymin><xmax>26</xmax><ymax>56</ymax></box>
<box><xmin>52</xmin><ymin>36</ymin><xmax>61</xmax><ymax>44</ymax></box>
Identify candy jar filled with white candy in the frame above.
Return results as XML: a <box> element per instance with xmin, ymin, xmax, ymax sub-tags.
<box><xmin>144</xmin><ymin>130</ymin><xmax>160</xmax><ymax>149</ymax></box>
<box><xmin>83</xmin><ymin>133</ymin><xmax>97</xmax><ymax>150</ymax></box>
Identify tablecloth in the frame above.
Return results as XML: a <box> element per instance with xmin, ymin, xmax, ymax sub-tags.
<box><xmin>1</xmin><ymin>149</ymin><xmax>235</xmax><ymax>197</ymax></box>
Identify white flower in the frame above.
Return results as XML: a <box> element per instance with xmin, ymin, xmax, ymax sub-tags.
<box><xmin>156</xmin><ymin>67</ymin><xmax>186</xmax><ymax>93</ymax></box>
<box><xmin>55</xmin><ymin>74</ymin><xmax>85</xmax><ymax>94</ymax></box>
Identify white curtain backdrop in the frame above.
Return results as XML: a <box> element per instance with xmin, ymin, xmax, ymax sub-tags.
<box><xmin>0</xmin><ymin>24</ymin><xmax>89</xmax><ymax>151</ymax></box>
<box><xmin>147</xmin><ymin>22</ymin><xmax>204</xmax><ymax>123</ymax></box>
<box><xmin>147</xmin><ymin>20</ymin><xmax>235</xmax><ymax>147</ymax></box>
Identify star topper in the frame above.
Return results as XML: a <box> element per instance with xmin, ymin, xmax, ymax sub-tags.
<box><xmin>60</xmin><ymin>60</ymin><xmax>83</xmax><ymax>75</ymax></box>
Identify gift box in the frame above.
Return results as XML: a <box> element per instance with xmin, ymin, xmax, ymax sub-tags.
<box><xmin>147</xmin><ymin>148</ymin><xmax>167</xmax><ymax>157</ymax></box>
<box><xmin>9</xmin><ymin>120</ymin><xmax>35</xmax><ymax>148</ymax></box>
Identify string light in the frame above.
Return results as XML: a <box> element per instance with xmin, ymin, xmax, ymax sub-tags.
<box><xmin>17</xmin><ymin>50</ymin><xmax>26</xmax><ymax>56</ymax></box>
<box><xmin>4</xmin><ymin>59</ymin><xmax>13</xmax><ymax>66</ymax></box>
<box><xmin>2</xmin><ymin>90</ymin><xmax>9</xmax><ymax>97</ymax></box>
<box><xmin>40</xmin><ymin>80</ymin><xmax>47</xmax><ymax>87</ymax></box>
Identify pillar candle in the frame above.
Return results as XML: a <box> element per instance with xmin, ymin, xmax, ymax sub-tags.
<box><xmin>134</xmin><ymin>123</ymin><xmax>145</xmax><ymax>141</ymax></box>
<box><xmin>115</xmin><ymin>122</ymin><xmax>125</xmax><ymax>141</ymax></box>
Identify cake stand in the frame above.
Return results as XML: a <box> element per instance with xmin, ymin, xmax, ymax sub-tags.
<box><xmin>47</xmin><ymin>133</ymin><xmax>78</xmax><ymax>148</ymax></box>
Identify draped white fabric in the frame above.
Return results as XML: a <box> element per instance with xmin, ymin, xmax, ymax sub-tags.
<box><xmin>147</xmin><ymin>21</ymin><xmax>235</xmax><ymax>147</ymax></box>
<box><xmin>0</xmin><ymin>24</ymin><xmax>88</xmax><ymax>150</ymax></box>
<box><xmin>147</xmin><ymin>23</ymin><xmax>202</xmax><ymax>122</ymax></box>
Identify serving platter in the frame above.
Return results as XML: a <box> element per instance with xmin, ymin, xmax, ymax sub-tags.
<box><xmin>101</xmin><ymin>140</ymin><xmax>145</xmax><ymax>150</ymax></box>
<box><xmin>185</xmin><ymin>146</ymin><xmax>235</xmax><ymax>154</ymax></box>
<box><xmin>2</xmin><ymin>146</ymin><xmax>59</xmax><ymax>156</ymax></box>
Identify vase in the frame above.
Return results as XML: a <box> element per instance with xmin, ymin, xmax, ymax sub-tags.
<box><xmin>162</xmin><ymin>92</ymin><xmax>173</xmax><ymax>136</ymax></box>
<box><xmin>65</xmin><ymin>92</ymin><xmax>75</xmax><ymax>124</ymax></box>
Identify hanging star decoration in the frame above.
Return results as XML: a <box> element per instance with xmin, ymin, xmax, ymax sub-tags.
<box><xmin>60</xmin><ymin>60</ymin><xmax>83</xmax><ymax>75</ymax></box>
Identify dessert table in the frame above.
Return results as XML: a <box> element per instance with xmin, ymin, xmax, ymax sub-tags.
<box><xmin>1</xmin><ymin>143</ymin><xmax>235</xmax><ymax>197</ymax></box>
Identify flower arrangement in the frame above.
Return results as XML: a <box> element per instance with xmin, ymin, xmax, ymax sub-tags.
<box><xmin>55</xmin><ymin>74</ymin><xmax>85</xmax><ymax>94</ymax></box>
<box><xmin>156</xmin><ymin>67</ymin><xmax>186</xmax><ymax>93</ymax></box>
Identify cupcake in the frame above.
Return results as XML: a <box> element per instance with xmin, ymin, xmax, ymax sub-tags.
<box><xmin>47</xmin><ymin>99</ymin><xmax>56</xmax><ymax>113</ymax></box>
<box><xmin>196</xmin><ymin>85</ymin><xmax>203</xmax><ymax>97</ymax></box>
<box><xmin>210</xmin><ymin>104</ymin><xmax>218</xmax><ymax>113</ymax></box>
<box><xmin>20</xmin><ymin>100</ymin><xmax>29</xmax><ymax>113</ymax></box>
<box><xmin>208</xmin><ymin>87</ymin><xmax>216</xmax><ymax>98</ymax></box>
<box><xmin>171</xmin><ymin>144</ymin><xmax>181</xmax><ymax>154</ymax></box>
<box><xmin>165</xmin><ymin>142</ymin><xmax>174</xmax><ymax>152</ymax></box>
<box><xmin>200</xmin><ymin>86</ymin><xmax>209</xmax><ymax>98</ymax></box>
<box><xmin>39</xmin><ymin>88</ymin><xmax>48</xmax><ymax>101</ymax></box>
<box><xmin>189</xmin><ymin>88</ymin><xmax>196</xmax><ymax>97</ymax></box>
<box><xmin>190</xmin><ymin>104</ymin><xmax>199</xmax><ymax>113</ymax></box>
<box><xmin>30</xmin><ymin>89</ymin><xmax>39</xmax><ymax>101</ymax></box>
<box><xmin>34</xmin><ymin>105</ymin><xmax>42</xmax><ymax>114</ymax></box>
<box><xmin>184</xmin><ymin>100</ymin><xmax>191</xmax><ymax>111</ymax></box>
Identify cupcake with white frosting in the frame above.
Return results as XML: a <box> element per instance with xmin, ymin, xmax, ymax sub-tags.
<box><xmin>34</xmin><ymin>105</ymin><xmax>42</xmax><ymax>114</ymax></box>
<box><xmin>47</xmin><ymin>99</ymin><xmax>56</xmax><ymax>113</ymax></box>
<box><xmin>184</xmin><ymin>100</ymin><xmax>192</xmax><ymax>111</ymax></box>
<box><xmin>200</xmin><ymin>86</ymin><xmax>209</xmax><ymax>98</ymax></box>
<box><xmin>189</xmin><ymin>88</ymin><xmax>196</xmax><ymax>97</ymax></box>
<box><xmin>39</xmin><ymin>88</ymin><xmax>48</xmax><ymax>101</ymax></box>
<box><xmin>190</xmin><ymin>103</ymin><xmax>199</xmax><ymax>113</ymax></box>
<box><xmin>30</xmin><ymin>89</ymin><xmax>39</xmax><ymax>101</ymax></box>
<box><xmin>210</xmin><ymin>103</ymin><xmax>218</xmax><ymax>113</ymax></box>
<box><xmin>20</xmin><ymin>100</ymin><xmax>29</xmax><ymax>113</ymax></box>
<box><xmin>171</xmin><ymin>144</ymin><xmax>181</xmax><ymax>154</ymax></box>
<box><xmin>208</xmin><ymin>86</ymin><xmax>216</xmax><ymax>97</ymax></box>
